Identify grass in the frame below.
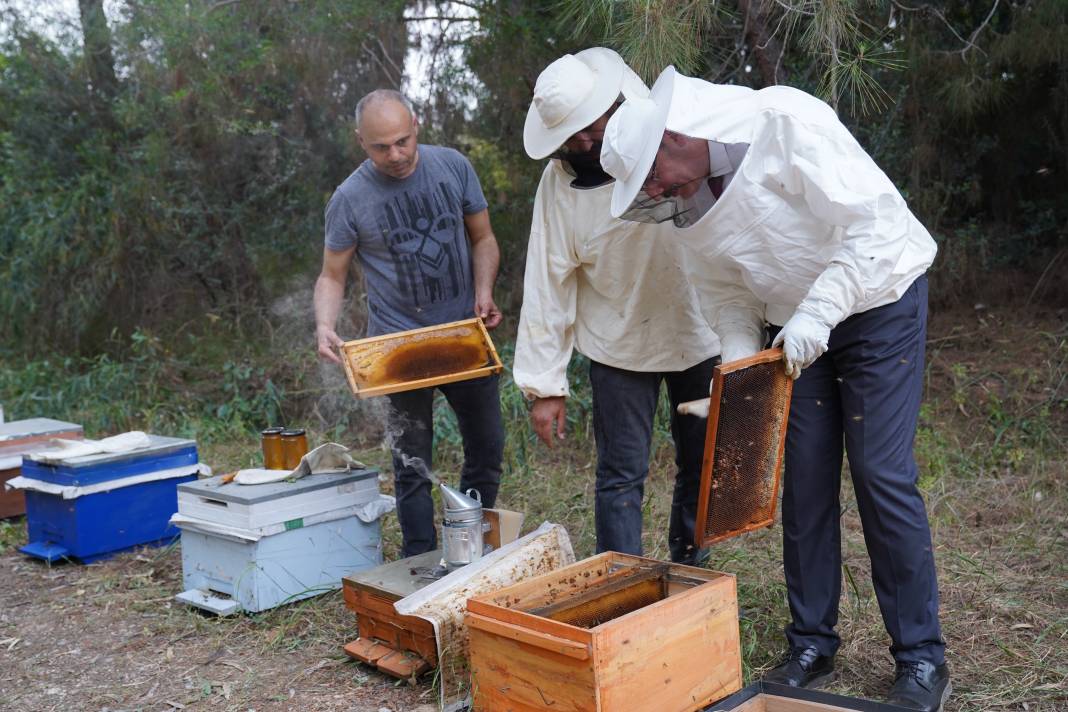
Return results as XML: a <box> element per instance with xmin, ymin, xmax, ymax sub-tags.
<box><xmin>0</xmin><ymin>305</ymin><xmax>1065</xmax><ymax>709</ymax></box>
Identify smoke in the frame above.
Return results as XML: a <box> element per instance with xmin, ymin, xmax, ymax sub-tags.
<box><xmin>399</xmin><ymin>453</ymin><xmax>440</xmax><ymax>486</ymax></box>
<box><xmin>264</xmin><ymin>277</ymin><xmax>400</xmax><ymax>443</ymax></box>
<box><xmin>382</xmin><ymin>402</ymin><xmax>443</xmax><ymax>487</ymax></box>
<box><xmin>312</xmin><ymin>360</ymin><xmax>395</xmax><ymax>437</ymax></box>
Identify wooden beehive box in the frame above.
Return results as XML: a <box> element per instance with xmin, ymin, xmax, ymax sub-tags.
<box><xmin>465</xmin><ymin>552</ymin><xmax>742</xmax><ymax>712</ymax></box>
<box><xmin>174</xmin><ymin>469</ymin><xmax>384</xmax><ymax>615</ymax></box>
<box><xmin>18</xmin><ymin>435</ymin><xmax>200</xmax><ymax>563</ymax></box>
<box><xmin>342</xmin><ymin>550</ymin><xmax>441</xmax><ymax>678</ymax></box>
<box><xmin>0</xmin><ymin>418</ymin><xmax>83</xmax><ymax>519</ymax></box>
<box><xmin>340</xmin><ymin>318</ymin><xmax>503</xmax><ymax>398</ymax></box>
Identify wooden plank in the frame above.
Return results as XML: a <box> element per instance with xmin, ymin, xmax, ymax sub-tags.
<box><xmin>695</xmin><ymin>368</ymin><xmax>727</xmax><ymax>548</ymax></box>
<box><xmin>470</xmin><ymin>552</ymin><xmax>659</xmax><ymax>612</ymax></box>
<box><xmin>340</xmin><ymin>336</ymin><xmax>361</xmax><ymax>396</ymax></box>
<box><xmin>477</xmin><ymin>317</ymin><xmax>503</xmax><ymax>380</ymax></box>
<box><xmin>466</xmin><ymin>613</ymin><xmax>590</xmax><ymax>660</ymax></box>
<box><xmin>763</xmin><ymin>696</ymin><xmax>864</xmax><ymax>712</ymax></box>
<box><xmin>353</xmin><ymin>589</ymin><xmax>403</xmax><ymax>616</ymax></box>
<box><xmin>0</xmin><ymin>428</ymin><xmax>82</xmax><ymax>454</ymax></box>
<box><xmin>717</xmin><ymin>348</ymin><xmax>786</xmax><ymax>374</ymax></box>
<box><xmin>535</xmin><ymin>576</ymin><xmax>664</xmax><ymax>629</ymax></box>
<box><xmin>351</xmin><ymin>365</ymin><xmax>501</xmax><ymax>399</ymax></box>
<box><xmin>466</xmin><ymin>600</ymin><xmax>592</xmax><ymax>645</ymax></box>
<box><xmin>375</xmin><ymin>649</ymin><xmax>431</xmax><ymax>678</ymax></box>
<box><xmin>594</xmin><ymin>573</ymin><xmax>742</xmax><ymax>711</ymax></box>
<box><xmin>468</xmin><ymin>626</ymin><xmax>598</xmax><ymax>712</ymax></box>
<box><xmin>343</xmin><ymin>638</ymin><xmax>392</xmax><ymax>664</ymax></box>
<box><xmin>0</xmin><ymin>468</ymin><xmax>26</xmax><ymax>519</ymax></box>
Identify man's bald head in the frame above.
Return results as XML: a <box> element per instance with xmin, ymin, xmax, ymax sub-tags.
<box><xmin>355</xmin><ymin>89</ymin><xmax>420</xmax><ymax>179</ymax></box>
<box><xmin>354</xmin><ymin>89</ymin><xmax>414</xmax><ymax>131</ymax></box>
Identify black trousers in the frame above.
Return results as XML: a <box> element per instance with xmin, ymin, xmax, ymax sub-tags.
<box><xmin>775</xmin><ymin>276</ymin><xmax>944</xmax><ymax>664</ymax></box>
<box><xmin>589</xmin><ymin>357</ymin><xmax>718</xmax><ymax>564</ymax></box>
<box><xmin>386</xmin><ymin>373</ymin><xmax>504</xmax><ymax>558</ymax></box>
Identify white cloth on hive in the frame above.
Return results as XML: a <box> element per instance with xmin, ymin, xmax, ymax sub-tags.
<box><xmin>232</xmin><ymin>442</ymin><xmax>367</xmax><ymax>485</ymax></box>
<box><xmin>7</xmin><ymin>462</ymin><xmax>211</xmax><ymax>499</ymax></box>
<box><xmin>28</xmin><ymin>431</ymin><xmax>152</xmax><ymax>463</ymax></box>
<box><xmin>394</xmin><ymin>522</ymin><xmax>575</xmax><ymax>712</ymax></box>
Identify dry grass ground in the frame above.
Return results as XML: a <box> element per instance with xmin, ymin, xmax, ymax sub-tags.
<box><xmin>0</xmin><ymin>304</ymin><xmax>1064</xmax><ymax>711</ymax></box>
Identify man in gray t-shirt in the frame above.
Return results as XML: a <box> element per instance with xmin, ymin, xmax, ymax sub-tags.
<box><xmin>315</xmin><ymin>89</ymin><xmax>504</xmax><ymax>557</ymax></box>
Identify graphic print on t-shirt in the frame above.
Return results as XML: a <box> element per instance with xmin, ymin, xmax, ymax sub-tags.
<box><xmin>376</xmin><ymin>181</ymin><xmax>468</xmax><ymax>308</ymax></box>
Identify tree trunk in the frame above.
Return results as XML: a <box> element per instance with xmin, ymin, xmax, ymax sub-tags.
<box><xmin>737</xmin><ymin>0</ymin><xmax>787</xmax><ymax>87</ymax></box>
<box><xmin>77</xmin><ymin>0</ymin><xmax>119</xmax><ymax>101</ymax></box>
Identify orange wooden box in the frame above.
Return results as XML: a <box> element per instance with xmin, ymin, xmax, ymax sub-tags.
<box><xmin>341</xmin><ymin>551</ymin><xmax>440</xmax><ymax>679</ymax></box>
<box><xmin>340</xmin><ymin>318</ymin><xmax>502</xmax><ymax>399</ymax></box>
<box><xmin>465</xmin><ymin>552</ymin><xmax>742</xmax><ymax>712</ymax></box>
<box><xmin>0</xmin><ymin>418</ymin><xmax>84</xmax><ymax>519</ymax></box>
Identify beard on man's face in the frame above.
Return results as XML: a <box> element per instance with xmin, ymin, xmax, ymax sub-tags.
<box><xmin>557</xmin><ymin>141</ymin><xmax>604</xmax><ymax>171</ymax></box>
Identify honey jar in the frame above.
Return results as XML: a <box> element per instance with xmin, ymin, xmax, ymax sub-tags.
<box><xmin>261</xmin><ymin>427</ymin><xmax>285</xmax><ymax>470</ymax></box>
<box><xmin>280</xmin><ymin>428</ymin><xmax>308</xmax><ymax>470</ymax></box>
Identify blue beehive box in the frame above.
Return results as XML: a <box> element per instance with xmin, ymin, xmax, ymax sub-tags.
<box><xmin>16</xmin><ymin>435</ymin><xmax>202</xmax><ymax>563</ymax></box>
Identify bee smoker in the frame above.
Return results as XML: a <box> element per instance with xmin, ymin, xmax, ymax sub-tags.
<box><xmin>439</xmin><ymin>483</ymin><xmax>492</xmax><ymax>569</ymax></box>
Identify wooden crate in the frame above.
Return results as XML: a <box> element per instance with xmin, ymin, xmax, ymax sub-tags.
<box><xmin>340</xmin><ymin>318</ymin><xmax>503</xmax><ymax>399</ymax></box>
<box><xmin>341</xmin><ymin>551</ymin><xmax>441</xmax><ymax>678</ymax></box>
<box><xmin>0</xmin><ymin>418</ymin><xmax>84</xmax><ymax>519</ymax></box>
<box><xmin>465</xmin><ymin>552</ymin><xmax>742</xmax><ymax>712</ymax></box>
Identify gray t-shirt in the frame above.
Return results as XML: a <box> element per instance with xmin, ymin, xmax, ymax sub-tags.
<box><xmin>325</xmin><ymin>144</ymin><xmax>489</xmax><ymax>336</ymax></box>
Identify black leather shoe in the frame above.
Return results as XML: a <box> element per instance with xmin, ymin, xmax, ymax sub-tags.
<box><xmin>885</xmin><ymin>660</ymin><xmax>952</xmax><ymax>711</ymax></box>
<box><xmin>762</xmin><ymin>646</ymin><xmax>836</xmax><ymax>689</ymax></box>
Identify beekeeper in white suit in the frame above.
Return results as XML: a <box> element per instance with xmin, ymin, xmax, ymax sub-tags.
<box><xmin>600</xmin><ymin>66</ymin><xmax>948</xmax><ymax>712</ymax></box>
<box><xmin>514</xmin><ymin>49</ymin><xmax>741</xmax><ymax>565</ymax></box>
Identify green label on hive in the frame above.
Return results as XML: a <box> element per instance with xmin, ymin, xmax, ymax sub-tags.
<box><xmin>284</xmin><ymin>518</ymin><xmax>304</xmax><ymax>531</ymax></box>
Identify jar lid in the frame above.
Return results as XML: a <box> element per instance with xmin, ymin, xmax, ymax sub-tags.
<box><xmin>261</xmin><ymin>426</ymin><xmax>285</xmax><ymax>436</ymax></box>
<box><xmin>280</xmin><ymin>428</ymin><xmax>306</xmax><ymax>437</ymax></box>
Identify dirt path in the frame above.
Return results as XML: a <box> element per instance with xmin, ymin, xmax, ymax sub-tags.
<box><xmin>0</xmin><ymin>543</ymin><xmax>431</xmax><ymax>712</ymax></box>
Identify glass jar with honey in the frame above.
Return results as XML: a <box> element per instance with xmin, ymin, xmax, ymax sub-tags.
<box><xmin>280</xmin><ymin>428</ymin><xmax>309</xmax><ymax>470</ymax></box>
<box><xmin>261</xmin><ymin>427</ymin><xmax>286</xmax><ymax>470</ymax></box>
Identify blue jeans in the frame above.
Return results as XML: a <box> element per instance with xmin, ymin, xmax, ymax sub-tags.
<box><xmin>774</xmin><ymin>275</ymin><xmax>944</xmax><ymax>664</ymax></box>
<box><xmin>386</xmin><ymin>373</ymin><xmax>503</xmax><ymax>557</ymax></box>
<box><xmin>589</xmin><ymin>357</ymin><xmax>717</xmax><ymax>564</ymax></box>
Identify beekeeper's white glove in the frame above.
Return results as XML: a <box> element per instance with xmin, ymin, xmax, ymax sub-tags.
<box><xmin>719</xmin><ymin>335</ymin><xmax>760</xmax><ymax>365</ymax></box>
<box><xmin>772</xmin><ymin>311</ymin><xmax>831</xmax><ymax>379</ymax></box>
<box><xmin>677</xmin><ymin>397</ymin><xmax>711</xmax><ymax>418</ymax></box>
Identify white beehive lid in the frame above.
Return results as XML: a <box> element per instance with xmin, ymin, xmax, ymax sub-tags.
<box><xmin>177</xmin><ymin>469</ymin><xmax>380</xmax><ymax>530</ymax></box>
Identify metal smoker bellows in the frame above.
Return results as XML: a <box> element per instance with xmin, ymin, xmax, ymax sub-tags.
<box><xmin>439</xmin><ymin>483</ymin><xmax>491</xmax><ymax>568</ymax></box>
<box><xmin>696</xmin><ymin>348</ymin><xmax>794</xmax><ymax>546</ymax></box>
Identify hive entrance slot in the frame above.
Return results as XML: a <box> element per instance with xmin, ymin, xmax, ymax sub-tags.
<box><xmin>526</xmin><ymin>564</ymin><xmax>703</xmax><ymax>629</ymax></box>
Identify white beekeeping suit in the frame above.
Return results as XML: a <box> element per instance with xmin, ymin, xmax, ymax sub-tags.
<box><xmin>514</xmin><ymin>52</ymin><xmax>731</xmax><ymax>399</ymax></box>
<box><xmin>513</xmin><ymin>160</ymin><xmax>725</xmax><ymax>398</ymax></box>
<box><xmin>602</xmin><ymin>67</ymin><xmax>937</xmax><ymax>375</ymax></box>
